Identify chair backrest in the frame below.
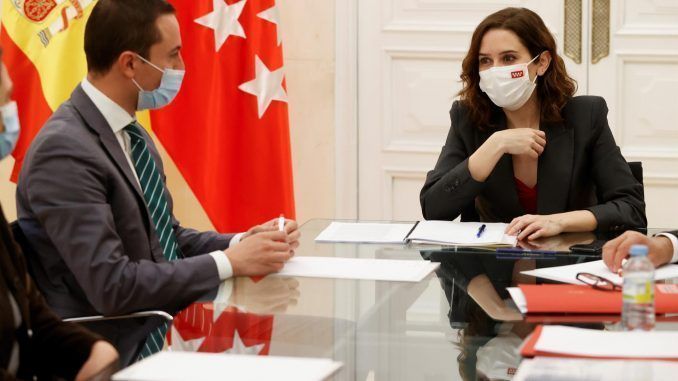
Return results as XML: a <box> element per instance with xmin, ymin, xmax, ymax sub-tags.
<box><xmin>627</xmin><ymin>161</ymin><xmax>644</xmax><ymax>200</ymax></box>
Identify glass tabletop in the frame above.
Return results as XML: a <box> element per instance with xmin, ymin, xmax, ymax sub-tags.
<box><xmin>169</xmin><ymin>219</ymin><xmax>678</xmax><ymax>381</ymax></box>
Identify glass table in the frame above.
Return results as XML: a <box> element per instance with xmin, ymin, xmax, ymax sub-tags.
<box><xmin>169</xmin><ymin>220</ymin><xmax>678</xmax><ymax>380</ymax></box>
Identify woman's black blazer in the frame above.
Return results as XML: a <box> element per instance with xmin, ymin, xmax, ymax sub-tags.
<box><xmin>420</xmin><ymin>96</ymin><xmax>647</xmax><ymax>230</ymax></box>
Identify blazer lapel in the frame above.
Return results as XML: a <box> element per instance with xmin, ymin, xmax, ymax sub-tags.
<box><xmin>70</xmin><ymin>85</ymin><xmax>144</xmax><ymax>198</ymax></box>
<box><xmin>537</xmin><ymin>120</ymin><xmax>574</xmax><ymax>214</ymax></box>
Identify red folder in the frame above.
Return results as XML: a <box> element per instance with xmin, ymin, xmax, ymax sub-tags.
<box><xmin>519</xmin><ymin>284</ymin><xmax>678</xmax><ymax>314</ymax></box>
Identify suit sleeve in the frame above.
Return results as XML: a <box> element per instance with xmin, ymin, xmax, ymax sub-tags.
<box><xmin>420</xmin><ymin>101</ymin><xmax>486</xmax><ymax>220</ymax></box>
<box><xmin>26</xmin><ymin>279</ymin><xmax>106</xmax><ymax>380</ymax></box>
<box><xmin>584</xmin><ymin>97</ymin><xmax>647</xmax><ymax>230</ymax></box>
<box><xmin>23</xmin><ymin>132</ymin><xmax>221</xmax><ymax>315</ymax></box>
<box><xmin>0</xmin><ymin>221</ymin><xmax>108</xmax><ymax>381</ymax></box>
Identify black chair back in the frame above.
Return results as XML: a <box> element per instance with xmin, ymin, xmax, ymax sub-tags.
<box><xmin>627</xmin><ymin>161</ymin><xmax>644</xmax><ymax>200</ymax></box>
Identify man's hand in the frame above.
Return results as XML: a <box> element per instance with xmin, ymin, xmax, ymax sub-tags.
<box><xmin>241</xmin><ymin>217</ymin><xmax>301</xmax><ymax>253</ymax></box>
<box><xmin>225</xmin><ymin>231</ymin><xmax>293</xmax><ymax>276</ymax></box>
<box><xmin>75</xmin><ymin>341</ymin><xmax>118</xmax><ymax>381</ymax></box>
<box><xmin>231</xmin><ymin>277</ymin><xmax>300</xmax><ymax>314</ymax></box>
<box><xmin>602</xmin><ymin>231</ymin><xmax>674</xmax><ymax>273</ymax></box>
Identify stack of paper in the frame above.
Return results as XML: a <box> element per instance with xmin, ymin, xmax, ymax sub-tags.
<box><xmin>521</xmin><ymin>325</ymin><xmax>678</xmax><ymax>360</ymax></box>
<box><xmin>113</xmin><ymin>352</ymin><xmax>342</xmax><ymax>381</ymax></box>
<box><xmin>406</xmin><ymin>220</ymin><xmax>517</xmax><ymax>246</ymax></box>
<box><xmin>314</xmin><ymin>222</ymin><xmax>416</xmax><ymax>243</ymax></box>
<box><xmin>521</xmin><ymin>260</ymin><xmax>678</xmax><ymax>285</ymax></box>
<box><xmin>275</xmin><ymin>256</ymin><xmax>440</xmax><ymax>282</ymax></box>
<box><xmin>313</xmin><ymin>220</ymin><xmax>517</xmax><ymax>247</ymax></box>
<box><xmin>515</xmin><ymin>357</ymin><xmax>678</xmax><ymax>381</ymax></box>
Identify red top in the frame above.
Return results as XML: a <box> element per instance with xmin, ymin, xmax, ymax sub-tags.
<box><xmin>514</xmin><ymin>177</ymin><xmax>537</xmax><ymax>214</ymax></box>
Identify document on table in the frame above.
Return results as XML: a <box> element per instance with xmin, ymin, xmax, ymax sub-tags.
<box><xmin>406</xmin><ymin>220</ymin><xmax>517</xmax><ymax>247</ymax></box>
<box><xmin>521</xmin><ymin>259</ymin><xmax>678</xmax><ymax>285</ymax></box>
<box><xmin>314</xmin><ymin>222</ymin><xmax>416</xmax><ymax>243</ymax></box>
<box><xmin>515</xmin><ymin>357</ymin><xmax>678</xmax><ymax>381</ymax></box>
<box><xmin>113</xmin><ymin>352</ymin><xmax>342</xmax><ymax>381</ymax></box>
<box><xmin>530</xmin><ymin>325</ymin><xmax>678</xmax><ymax>359</ymax></box>
<box><xmin>275</xmin><ymin>256</ymin><xmax>440</xmax><ymax>282</ymax></box>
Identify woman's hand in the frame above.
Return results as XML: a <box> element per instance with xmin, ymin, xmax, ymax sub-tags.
<box><xmin>506</xmin><ymin>214</ymin><xmax>564</xmax><ymax>241</ymax></box>
<box><xmin>492</xmin><ymin>128</ymin><xmax>546</xmax><ymax>158</ymax></box>
<box><xmin>75</xmin><ymin>341</ymin><xmax>118</xmax><ymax>381</ymax></box>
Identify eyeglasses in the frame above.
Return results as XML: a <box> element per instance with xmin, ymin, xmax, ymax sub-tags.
<box><xmin>576</xmin><ymin>272</ymin><xmax>621</xmax><ymax>292</ymax></box>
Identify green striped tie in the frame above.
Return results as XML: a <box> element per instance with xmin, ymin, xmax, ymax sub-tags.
<box><xmin>125</xmin><ymin>123</ymin><xmax>179</xmax><ymax>360</ymax></box>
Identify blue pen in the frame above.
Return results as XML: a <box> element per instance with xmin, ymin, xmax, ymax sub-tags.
<box><xmin>476</xmin><ymin>224</ymin><xmax>486</xmax><ymax>238</ymax></box>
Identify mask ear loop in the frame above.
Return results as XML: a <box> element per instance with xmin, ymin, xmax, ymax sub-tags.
<box><xmin>528</xmin><ymin>52</ymin><xmax>545</xmax><ymax>84</ymax></box>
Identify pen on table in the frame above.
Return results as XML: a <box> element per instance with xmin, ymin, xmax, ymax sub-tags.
<box><xmin>476</xmin><ymin>224</ymin><xmax>486</xmax><ymax>238</ymax></box>
<box><xmin>278</xmin><ymin>214</ymin><xmax>285</xmax><ymax>232</ymax></box>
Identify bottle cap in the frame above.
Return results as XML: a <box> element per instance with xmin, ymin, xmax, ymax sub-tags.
<box><xmin>629</xmin><ymin>244</ymin><xmax>649</xmax><ymax>257</ymax></box>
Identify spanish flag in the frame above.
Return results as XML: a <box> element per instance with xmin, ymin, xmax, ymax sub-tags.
<box><xmin>1</xmin><ymin>0</ymin><xmax>295</xmax><ymax>232</ymax></box>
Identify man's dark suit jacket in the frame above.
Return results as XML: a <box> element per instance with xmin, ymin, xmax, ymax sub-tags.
<box><xmin>420</xmin><ymin>96</ymin><xmax>647</xmax><ymax>230</ymax></box>
<box><xmin>16</xmin><ymin>85</ymin><xmax>235</xmax><ymax>363</ymax></box>
<box><xmin>0</xmin><ymin>203</ymin><xmax>103</xmax><ymax>380</ymax></box>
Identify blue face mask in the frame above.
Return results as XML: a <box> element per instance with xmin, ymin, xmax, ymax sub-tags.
<box><xmin>132</xmin><ymin>54</ymin><xmax>185</xmax><ymax>110</ymax></box>
<box><xmin>0</xmin><ymin>101</ymin><xmax>20</xmax><ymax>159</ymax></box>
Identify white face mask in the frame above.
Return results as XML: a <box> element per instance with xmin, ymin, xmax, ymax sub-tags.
<box><xmin>479</xmin><ymin>54</ymin><xmax>540</xmax><ymax>111</ymax></box>
<box><xmin>476</xmin><ymin>332</ymin><xmax>523</xmax><ymax>380</ymax></box>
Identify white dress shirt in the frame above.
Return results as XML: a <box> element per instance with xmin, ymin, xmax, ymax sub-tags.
<box><xmin>656</xmin><ymin>232</ymin><xmax>678</xmax><ymax>263</ymax></box>
<box><xmin>80</xmin><ymin>78</ymin><xmax>241</xmax><ymax>280</ymax></box>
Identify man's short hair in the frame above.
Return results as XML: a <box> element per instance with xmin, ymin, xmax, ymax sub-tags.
<box><xmin>84</xmin><ymin>0</ymin><xmax>175</xmax><ymax>74</ymax></box>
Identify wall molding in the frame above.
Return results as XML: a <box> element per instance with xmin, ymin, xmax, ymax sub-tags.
<box><xmin>334</xmin><ymin>0</ymin><xmax>359</xmax><ymax>220</ymax></box>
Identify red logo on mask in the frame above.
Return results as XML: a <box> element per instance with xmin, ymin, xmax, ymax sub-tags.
<box><xmin>511</xmin><ymin>70</ymin><xmax>524</xmax><ymax>78</ymax></box>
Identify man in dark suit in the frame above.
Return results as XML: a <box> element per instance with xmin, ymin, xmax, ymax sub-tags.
<box><xmin>0</xmin><ymin>59</ymin><xmax>118</xmax><ymax>380</ymax></box>
<box><xmin>16</xmin><ymin>0</ymin><xmax>299</xmax><ymax>364</ymax></box>
<box><xmin>603</xmin><ymin>231</ymin><xmax>678</xmax><ymax>272</ymax></box>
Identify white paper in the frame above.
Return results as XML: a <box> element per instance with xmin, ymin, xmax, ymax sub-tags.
<box><xmin>274</xmin><ymin>256</ymin><xmax>440</xmax><ymax>282</ymax></box>
<box><xmin>113</xmin><ymin>351</ymin><xmax>342</xmax><ymax>381</ymax></box>
<box><xmin>314</xmin><ymin>222</ymin><xmax>416</xmax><ymax>243</ymax></box>
<box><xmin>406</xmin><ymin>220</ymin><xmax>517</xmax><ymax>246</ymax></box>
<box><xmin>521</xmin><ymin>259</ymin><xmax>678</xmax><ymax>286</ymax></box>
<box><xmin>534</xmin><ymin>325</ymin><xmax>678</xmax><ymax>359</ymax></box>
<box><xmin>507</xmin><ymin>287</ymin><xmax>528</xmax><ymax>314</ymax></box>
<box><xmin>515</xmin><ymin>357</ymin><xmax>678</xmax><ymax>381</ymax></box>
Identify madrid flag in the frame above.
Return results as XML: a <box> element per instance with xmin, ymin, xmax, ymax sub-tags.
<box><xmin>151</xmin><ymin>0</ymin><xmax>295</xmax><ymax>232</ymax></box>
<box><xmin>1</xmin><ymin>0</ymin><xmax>295</xmax><ymax>232</ymax></box>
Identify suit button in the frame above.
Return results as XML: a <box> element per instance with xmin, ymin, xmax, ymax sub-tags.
<box><xmin>454</xmin><ymin>179</ymin><xmax>460</xmax><ymax>186</ymax></box>
<box><xmin>444</xmin><ymin>186</ymin><xmax>452</xmax><ymax>192</ymax></box>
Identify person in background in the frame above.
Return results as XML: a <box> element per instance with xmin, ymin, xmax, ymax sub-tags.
<box><xmin>603</xmin><ymin>230</ymin><xmax>678</xmax><ymax>273</ymax></box>
<box><xmin>420</xmin><ymin>7</ymin><xmax>646</xmax><ymax>241</ymax></box>
<box><xmin>0</xmin><ymin>57</ymin><xmax>119</xmax><ymax>380</ymax></box>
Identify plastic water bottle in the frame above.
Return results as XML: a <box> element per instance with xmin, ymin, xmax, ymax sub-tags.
<box><xmin>622</xmin><ymin>245</ymin><xmax>655</xmax><ymax>331</ymax></box>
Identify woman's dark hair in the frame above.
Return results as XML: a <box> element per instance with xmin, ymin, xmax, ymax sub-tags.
<box><xmin>84</xmin><ymin>0</ymin><xmax>175</xmax><ymax>74</ymax></box>
<box><xmin>458</xmin><ymin>7</ymin><xmax>577</xmax><ymax>129</ymax></box>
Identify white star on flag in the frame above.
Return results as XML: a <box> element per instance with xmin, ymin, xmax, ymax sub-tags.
<box><xmin>171</xmin><ymin>325</ymin><xmax>205</xmax><ymax>352</ymax></box>
<box><xmin>224</xmin><ymin>330</ymin><xmax>265</xmax><ymax>355</ymax></box>
<box><xmin>238</xmin><ymin>55</ymin><xmax>288</xmax><ymax>119</ymax></box>
<box><xmin>194</xmin><ymin>0</ymin><xmax>247</xmax><ymax>52</ymax></box>
<box><xmin>257</xmin><ymin>4</ymin><xmax>282</xmax><ymax>46</ymax></box>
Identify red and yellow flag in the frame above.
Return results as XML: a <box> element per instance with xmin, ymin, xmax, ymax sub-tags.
<box><xmin>1</xmin><ymin>0</ymin><xmax>295</xmax><ymax>232</ymax></box>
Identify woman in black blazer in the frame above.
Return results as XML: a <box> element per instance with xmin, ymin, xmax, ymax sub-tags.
<box><xmin>420</xmin><ymin>7</ymin><xmax>646</xmax><ymax>241</ymax></box>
